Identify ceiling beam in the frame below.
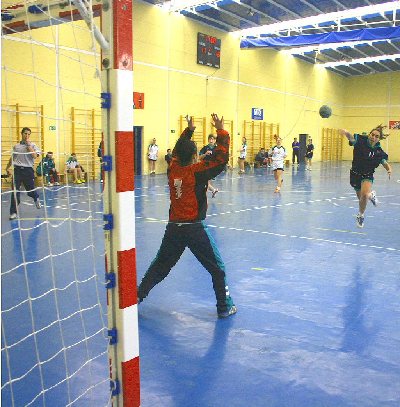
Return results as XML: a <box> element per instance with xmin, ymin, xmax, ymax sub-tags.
<box><xmin>321</xmin><ymin>53</ymin><xmax>400</xmax><ymax>68</ymax></box>
<box><xmin>236</xmin><ymin>1</ymin><xmax>400</xmax><ymax>37</ymax></box>
<box><xmin>185</xmin><ymin>8</ymin><xmax>239</xmax><ymax>30</ymax></box>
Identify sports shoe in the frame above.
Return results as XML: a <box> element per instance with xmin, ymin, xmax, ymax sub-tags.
<box><xmin>80</xmin><ymin>179</ymin><xmax>86</xmax><ymax>183</ymax></box>
<box><xmin>9</xmin><ymin>213</ymin><xmax>17</xmax><ymax>220</ymax></box>
<box><xmin>47</xmin><ymin>182</ymin><xmax>53</xmax><ymax>187</ymax></box>
<box><xmin>74</xmin><ymin>180</ymin><xmax>82</xmax><ymax>184</ymax></box>
<box><xmin>218</xmin><ymin>305</ymin><xmax>237</xmax><ymax>319</ymax></box>
<box><xmin>274</xmin><ymin>186</ymin><xmax>281</xmax><ymax>193</ymax></box>
<box><xmin>356</xmin><ymin>213</ymin><xmax>364</xmax><ymax>228</ymax></box>
<box><xmin>54</xmin><ymin>182</ymin><xmax>60</xmax><ymax>186</ymax></box>
<box><xmin>35</xmin><ymin>200</ymin><xmax>42</xmax><ymax>209</ymax></box>
<box><xmin>369</xmin><ymin>190</ymin><xmax>378</xmax><ymax>206</ymax></box>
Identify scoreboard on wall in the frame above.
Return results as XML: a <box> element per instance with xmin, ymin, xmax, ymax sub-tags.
<box><xmin>197</xmin><ymin>32</ymin><xmax>221</xmax><ymax>68</ymax></box>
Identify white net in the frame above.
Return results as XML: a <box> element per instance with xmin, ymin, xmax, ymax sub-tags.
<box><xmin>1</xmin><ymin>1</ymin><xmax>111</xmax><ymax>405</ymax></box>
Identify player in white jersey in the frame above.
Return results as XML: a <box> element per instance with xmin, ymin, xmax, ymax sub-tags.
<box><xmin>268</xmin><ymin>136</ymin><xmax>287</xmax><ymax>193</ymax></box>
<box><xmin>148</xmin><ymin>138</ymin><xmax>159</xmax><ymax>175</ymax></box>
<box><xmin>238</xmin><ymin>136</ymin><xmax>247</xmax><ymax>174</ymax></box>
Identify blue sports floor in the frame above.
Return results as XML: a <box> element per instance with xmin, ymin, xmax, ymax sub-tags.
<box><xmin>2</xmin><ymin>161</ymin><xmax>400</xmax><ymax>406</ymax></box>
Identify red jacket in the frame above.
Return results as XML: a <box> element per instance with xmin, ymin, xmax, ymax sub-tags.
<box><xmin>168</xmin><ymin>127</ymin><xmax>230</xmax><ymax>222</ymax></box>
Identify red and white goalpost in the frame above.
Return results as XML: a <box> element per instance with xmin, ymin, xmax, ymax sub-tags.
<box><xmin>101</xmin><ymin>0</ymin><xmax>141</xmax><ymax>405</ymax></box>
<box><xmin>1</xmin><ymin>0</ymin><xmax>140</xmax><ymax>405</ymax></box>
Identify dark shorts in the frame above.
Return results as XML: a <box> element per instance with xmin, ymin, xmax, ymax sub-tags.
<box><xmin>350</xmin><ymin>169</ymin><xmax>374</xmax><ymax>191</ymax></box>
<box><xmin>306</xmin><ymin>152</ymin><xmax>313</xmax><ymax>159</ymax></box>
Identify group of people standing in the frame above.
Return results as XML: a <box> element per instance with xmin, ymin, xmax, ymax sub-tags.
<box><xmin>291</xmin><ymin>137</ymin><xmax>314</xmax><ymax>170</ymax></box>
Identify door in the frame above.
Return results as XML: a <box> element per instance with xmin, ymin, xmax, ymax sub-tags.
<box><xmin>133</xmin><ymin>126</ymin><xmax>143</xmax><ymax>175</ymax></box>
<box><xmin>299</xmin><ymin>134</ymin><xmax>308</xmax><ymax>163</ymax></box>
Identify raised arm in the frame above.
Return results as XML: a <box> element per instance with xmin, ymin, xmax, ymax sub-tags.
<box><xmin>193</xmin><ymin>113</ymin><xmax>229</xmax><ymax>182</ymax></box>
<box><xmin>211</xmin><ymin>113</ymin><xmax>224</xmax><ymax>131</ymax></box>
<box><xmin>339</xmin><ymin>129</ymin><xmax>356</xmax><ymax>144</ymax></box>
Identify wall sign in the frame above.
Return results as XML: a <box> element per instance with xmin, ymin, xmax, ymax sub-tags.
<box><xmin>252</xmin><ymin>108</ymin><xmax>263</xmax><ymax>120</ymax></box>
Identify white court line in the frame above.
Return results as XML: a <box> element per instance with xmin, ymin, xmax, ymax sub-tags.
<box><xmin>137</xmin><ymin>217</ymin><xmax>400</xmax><ymax>253</ymax></box>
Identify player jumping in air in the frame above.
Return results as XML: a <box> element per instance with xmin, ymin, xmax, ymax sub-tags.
<box><xmin>340</xmin><ymin>125</ymin><xmax>392</xmax><ymax>228</ymax></box>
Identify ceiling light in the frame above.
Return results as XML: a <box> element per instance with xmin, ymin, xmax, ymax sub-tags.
<box><xmin>322</xmin><ymin>53</ymin><xmax>400</xmax><ymax>68</ymax></box>
<box><xmin>282</xmin><ymin>39</ymin><xmax>392</xmax><ymax>55</ymax></box>
<box><xmin>159</xmin><ymin>0</ymin><xmax>219</xmax><ymax>12</ymax></box>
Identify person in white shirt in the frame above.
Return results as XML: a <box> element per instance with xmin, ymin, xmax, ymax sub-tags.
<box><xmin>269</xmin><ymin>136</ymin><xmax>287</xmax><ymax>193</ymax></box>
<box><xmin>66</xmin><ymin>153</ymin><xmax>86</xmax><ymax>184</ymax></box>
<box><xmin>238</xmin><ymin>136</ymin><xmax>247</xmax><ymax>174</ymax></box>
<box><xmin>148</xmin><ymin>138</ymin><xmax>159</xmax><ymax>175</ymax></box>
<box><xmin>6</xmin><ymin>127</ymin><xmax>42</xmax><ymax>220</ymax></box>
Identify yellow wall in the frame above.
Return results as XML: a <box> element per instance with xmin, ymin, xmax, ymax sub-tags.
<box><xmin>1</xmin><ymin>21</ymin><xmax>101</xmax><ymax>172</ymax></box>
<box><xmin>2</xmin><ymin>0</ymin><xmax>399</xmax><ymax>177</ymax></box>
<box><xmin>341</xmin><ymin>72</ymin><xmax>400</xmax><ymax>161</ymax></box>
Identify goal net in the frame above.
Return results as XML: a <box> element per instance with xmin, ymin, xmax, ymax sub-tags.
<box><xmin>1</xmin><ymin>1</ymin><xmax>112</xmax><ymax>405</ymax></box>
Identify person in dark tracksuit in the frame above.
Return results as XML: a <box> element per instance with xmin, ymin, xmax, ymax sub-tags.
<box><xmin>37</xmin><ymin>152</ymin><xmax>60</xmax><ymax>186</ymax></box>
<box><xmin>305</xmin><ymin>139</ymin><xmax>314</xmax><ymax>170</ymax></box>
<box><xmin>138</xmin><ymin>114</ymin><xmax>237</xmax><ymax>318</ymax></box>
<box><xmin>199</xmin><ymin>134</ymin><xmax>219</xmax><ymax>198</ymax></box>
<box><xmin>6</xmin><ymin>127</ymin><xmax>42</xmax><ymax>220</ymax></box>
<box><xmin>292</xmin><ymin>137</ymin><xmax>300</xmax><ymax>165</ymax></box>
<box><xmin>340</xmin><ymin>125</ymin><xmax>392</xmax><ymax>228</ymax></box>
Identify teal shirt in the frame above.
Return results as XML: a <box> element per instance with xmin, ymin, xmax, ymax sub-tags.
<box><xmin>37</xmin><ymin>156</ymin><xmax>55</xmax><ymax>175</ymax></box>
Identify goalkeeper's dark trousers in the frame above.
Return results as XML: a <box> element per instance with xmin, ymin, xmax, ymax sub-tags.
<box><xmin>138</xmin><ymin>221</ymin><xmax>234</xmax><ymax>314</ymax></box>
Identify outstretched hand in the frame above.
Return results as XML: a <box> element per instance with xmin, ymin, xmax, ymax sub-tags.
<box><xmin>211</xmin><ymin>113</ymin><xmax>224</xmax><ymax>130</ymax></box>
<box><xmin>185</xmin><ymin>115</ymin><xmax>196</xmax><ymax>131</ymax></box>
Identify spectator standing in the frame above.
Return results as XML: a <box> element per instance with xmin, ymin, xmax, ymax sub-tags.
<box><xmin>238</xmin><ymin>136</ymin><xmax>247</xmax><ymax>174</ymax></box>
<box><xmin>292</xmin><ymin>137</ymin><xmax>300</xmax><ymax>166</ymax></box>
<box><xmin>199</xmin><ymin>134</ymin><xmax>219</xmax><ymax>197</ymax></box>
<box><xmin>148</xmin><ymin>138</ymin><xmax>159</xmax><ymax>175</ymax></box>
<box><xmin>305</xmin><ymin>139</ymin><xmax>314</xmax><ymax>170</ymax></box>
<box><xmin>165</xmin><ymin>148</ymin><xmax>173</xmax><ymax>166</ymax></box>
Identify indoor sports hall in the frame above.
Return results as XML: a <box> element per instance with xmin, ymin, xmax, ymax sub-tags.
<box><xmin>1</xmin><ymin>1</ymin><xmax>400</xmax><ymax>406</ymax></box>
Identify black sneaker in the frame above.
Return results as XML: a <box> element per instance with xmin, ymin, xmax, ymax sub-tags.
<box><xmin>218</xmin><ymin>305</ymin><xmax>237</xmax><ymax>319</ymax></box>
<box><xmin>356</xmin><ymin>214</ymin><xmax>365</xmax><ymax>228</ymax></box>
